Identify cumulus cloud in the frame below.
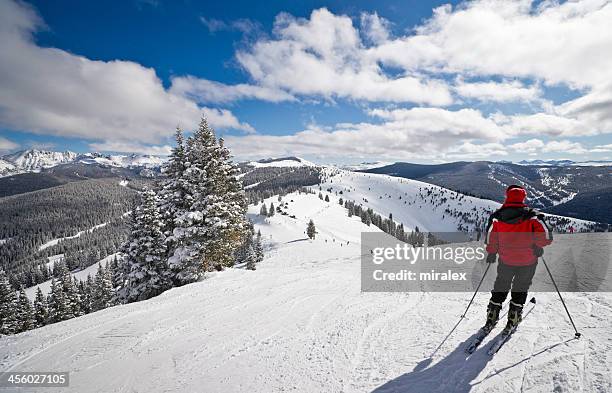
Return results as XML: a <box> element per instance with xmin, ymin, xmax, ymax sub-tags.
<box><xmin>542</xmin><ymin>140</ymin><xmax>587</xmax><ymax>154</ymax></box>
<box><xmin>224</xmin><ymin>107</ymin><xmax>512</xmax><ymax>160</ymax></box>
<box><xmin>0</xmin><ymin>0</ymin><xmax>253</xmax><ymax>146</ymax></box>
<box><xmin>372</xmin><ymin>0</ymin><xmax>612</xmax><ymax>88</ymax></box>
<box><xmin>360</xmin><ymin>12</ymin><xmax>391</xmax><ymax>44</ymax></box>
<box><xmin>509</xmin><ymin>138</ymin><xmax>545</xmax><ymax>154</ymax></box>
<box><xmin>0</xmin><ymin>136</ymin><xmax>20</xmax><ymax>153</ymax></box>
<box><xmin>88</xmin><ymin>141</ymin><xmax>173</xmax><ymax>155</ymax></box>
<box><xmin>233</xmin><ymin>8</ymin><xmax>453</xmax><ymax>105</ymax></box>
<box><xmin>170</xmin><ymin>76</ymin><xmax>294</xmax><ymax>104</ymax></box>
<box><xmin>454</xmin><ymin>79</ymin><xmax>542</xmax><ymax>103</ymax></box>
<box><xmin>201</xmin><ymin>107</ymin><xmax>254</xmax><ymax>133</ymax></box>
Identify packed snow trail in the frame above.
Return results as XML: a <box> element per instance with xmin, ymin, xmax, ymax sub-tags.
<box><xmin>1</xmin><ymin>193</ymin><xmax>611</xmax><ymax>393</ymax></box>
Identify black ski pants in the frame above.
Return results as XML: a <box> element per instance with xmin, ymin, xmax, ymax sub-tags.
<box><xmin>490</xmin><ymin>261</ymin><xmax>537</xmax><ymax>306</ymax></box>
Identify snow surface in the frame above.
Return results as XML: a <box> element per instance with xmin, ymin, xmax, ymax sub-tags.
<box><xmin>3</xmin><ymin>192</ymin><xmax>611</xmax><ymax>393</ymax></box>
<box><xmin>38</xmin><ymin>222</ymin><xmax>109</xmax><ymax>251</ymax></box>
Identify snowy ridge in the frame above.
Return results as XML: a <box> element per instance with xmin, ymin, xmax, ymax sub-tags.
<box><xmin>316</xmin><ymin>168</ymin><xmax>595</xmax><ymax>233</ymax></box>
<box><xmin>78</xmin><ymin>153</ymin><xmax>167</xmax><ymax>168</ymax></box>
<box><xmin>3</xmin><ymin>192</ymin><xmax>611</xmax><ymax>392</ymax></box>
<box><xmin>248</xmin><ymin>156</ymin><xmax>316</xmax><ymax>168</ymax></box>
<box><xmin>3</xmin><ymin>149</ymin><xmax>78</xmax><ymax>171</ymax></box>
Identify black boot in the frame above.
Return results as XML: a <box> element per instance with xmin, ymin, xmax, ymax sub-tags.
<box><xmin>484</xmin><ymin>301</ymin><xmax>502</xmax><ymax>332</ymax></box>
<box><xmin>503</xmin><ymin>301</ymin><xmax>523</xmax><ymax>333</ymax></box>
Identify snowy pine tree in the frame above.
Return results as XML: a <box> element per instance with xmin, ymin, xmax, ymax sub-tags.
<box><xmin>245</xmin><ymin>244</ymin><xmax>257</xmax><ymax>270</ymax></box>
<box><xmin>33</xmin><ymin>287</ymin><xmax>48</xmax><ymax>327</ymax></box>
<box><xmin>16</xmin><ymin>288</ymin><xmax>35</xmax><ymax>333</ymax></box>
<box><xmin>167</xmin><ymin>118</ymin><xmax>248</xmax><ymax>282</ymax></box>
<box><xmin>260</xmin><ymin>203</ymin><xmax>268</xmax><ymax>216</ymax></box>
<box><xmin>47</xmin><ymin>278</ymin><xmax>70</xmax><ymax>323</ymax></box>
<box><xmin>93</xmin><ymin>264</ymin><xmax>115</xmax><ymax>311</ymax></box>
<box><xmin>269</xmin><ymin>202</ymin><xmax>275</xmax><ymax>217</ymax></box>
<box><xmin>307</xmin><ymin>220</ymin><xmax>317</xmax><ymax>240</ymax></box>
<box><xmin>0</xmin><ymin>270</ymin><xmax>18</xmax><ymax>335</ymax></box>
<box><xmin>121</xmin><ymin>189</ymin><xmax>171</xmax><ymax>302</ymax></box>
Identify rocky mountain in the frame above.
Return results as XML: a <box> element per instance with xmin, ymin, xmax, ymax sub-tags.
<box><xmin>0</xmin><ymin>149</ymin><xmax>168</xmax><ymax>179</ymax></box>
<box><xmin>2</xmin><ymin>149</ymin><xmax>78</xmax><ymax>173</ymax></box>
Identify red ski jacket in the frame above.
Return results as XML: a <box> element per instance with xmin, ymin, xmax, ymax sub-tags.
<box><xmin>485</xmin><ymin>187</ymin><xmax>553</xmax><ymax>266</ymax></box>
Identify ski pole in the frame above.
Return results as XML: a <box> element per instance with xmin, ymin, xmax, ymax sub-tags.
<box><xmin>461</xmin><ymin>262</ymin><xmax>492</xmax><ymax>318</ymax></box>
<box><xmin>541</xmin><ymin>257</ymin><xmax>582</xmax><ymax>338</ymax></box>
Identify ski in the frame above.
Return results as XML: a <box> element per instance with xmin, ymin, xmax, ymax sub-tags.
<box><xmin>487</xmin><ymin>297</ymin><xmax>536</xmax><ymax>356</ymax></box>
<box><xmin>487</xmin><ymin>326</ymin><xmax>517</xmax><ymax>356</ymax></box>
<box><xmin>465</xmin><ymin>326</ymin><xmax>494</xmax><ymax>354</ymax></box>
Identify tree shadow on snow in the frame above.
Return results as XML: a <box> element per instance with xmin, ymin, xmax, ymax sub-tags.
<box><xmin>371</xmin><ymin>332</ymin><xmax>494</xmax><ymax>393</ymax></box>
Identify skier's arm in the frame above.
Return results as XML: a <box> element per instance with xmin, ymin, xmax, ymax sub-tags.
<box><xmin>485</xmin><ymin>217</ymin><xmax>499</xmax><ymax>254</ymax></box>
<box><xmin>532</xmin><ymin>215</ymin><xmax>553</xmax><ymax>248</ymax></box>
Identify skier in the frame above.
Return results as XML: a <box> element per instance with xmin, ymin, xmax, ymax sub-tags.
<box><xmin>483</xmin><ymin>185</ymin><xmax>553</xmax><ymax>334</ymax></box>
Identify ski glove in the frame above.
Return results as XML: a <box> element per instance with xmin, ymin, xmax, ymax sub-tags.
<box><xmin>532</xmin><ymin>246</ymin><xmax>544</xmax><ymax>257</ymax></box>
<box><xmin>486</xmin><ymin>253</ymin><xmax>497</xmax><ymax>264</ymax></box>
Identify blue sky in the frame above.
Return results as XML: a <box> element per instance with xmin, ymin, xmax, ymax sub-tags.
<box><xmin>0</xmin><ymin>0</ymin><xmax>611</xmax><ymax>163</ymax></box>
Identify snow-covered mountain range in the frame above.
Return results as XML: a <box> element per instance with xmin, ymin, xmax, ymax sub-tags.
<box><xmin>0</xmin><ymin>149</ymin><xmax>169</xmax><ymax>177</ymax></box>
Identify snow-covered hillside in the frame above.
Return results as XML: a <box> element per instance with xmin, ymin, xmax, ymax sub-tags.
<box><xmin>317</xmin><ymin>167</ymin><xmax>595</xmax><ymax>233</ymax></box>
<box><xmin>3</xmin><ymin>149</ymin><xmax>78</xmax><ymax>172</ymax></box>
<box><xmin>2</xmin><ymin>192</ymin><xmax>611</xmax><ymax>393</ymax></box>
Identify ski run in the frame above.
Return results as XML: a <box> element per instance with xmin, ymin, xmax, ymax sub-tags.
<box><xmin>2</xmin><ymin>172</ymin><xmax>611</xmax><ymax>393</ymax></box>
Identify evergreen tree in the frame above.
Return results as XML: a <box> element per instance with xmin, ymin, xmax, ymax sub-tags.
<box><xmin>33</xmin><ymin>287</ymin><xmax>48</xmax><ymax>327</ymax></box>
<box><xmin>268</xmin><ymin>202</ymin><xmax>275</xmax><ymax>217</ymax></box>
<box><xmin>47</xmin><ymin>278</ymin><xmax>70</xmax><ymax>323</ymax></box>
<box><xmin>93</xmin><ymin>264</ymin><xmax>115</xmax><ymax>311</ymax></box>
<box><xmin>158</xmin><ymin>127</ymin><xmax>189</xmax><ymax>241</ymax></box>
<box><xmin>245</xmin><ymin>244</ymin><xmax>257</xmax><ymax>270</ymax></box>
<box><xmin>16</xmin><ymin>288</ymin><xmax>35</xmax><ymax>333</ymax></box>
<box><xmin>254</xmin><ymin>233</ymin><xmax>264</xmax><ymax>264</ymax></box>
<box><xmin>0</xmin><ymin>270</ymin><xmax>18</xmax><ymax>335</ymax></box>
<box><xmin>56</xmin><ymin>262</ymin><xmax>80</xmax><ymax>318</ymax></box>
<box><xmin>168</xmin><ymin>118</ymin><xmax>248</xmax><ymax>282</ymax></box>
<box><xmin>325</xmin><ymin>195</ymin><xmax>330</xmax><ymax>202</ymax></box>
<box><xmin>78</xmin><ymin>277</ymin><xmax>93</xmax><ymax>314</ymax></box>
<box><xmin>121</xmin><ymin>189</ymin><xmax>171</xmax><ymax>302</ymax></box>
<box><xmin>259</xmin><ymin>203</ymin><xmax>268</xmax><ymax>216</ymax></box>
<box><xmin>307</xmin><ymin>220</ymin><xmax>317</xmax><ymax>240</ymax></box>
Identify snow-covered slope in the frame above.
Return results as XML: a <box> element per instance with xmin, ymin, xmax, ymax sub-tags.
<box><xmin>2</xmin><ymin>192</ymin><xmax>611</xmax><ymax>393</ymax></box>
<box><xmin>0</xmin><ymin>158</ymin><xmax>15</xmax><ymax>176</ymax></box>
<box><xmin>316</xmin><ymin>167</ymin><xmax>595</xmax><ymax>233</ymax></box>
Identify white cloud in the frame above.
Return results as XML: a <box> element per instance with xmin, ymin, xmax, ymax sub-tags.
<box><xmin>170</xmin><ymin>76</ymin><xmax>294</xmax><ymax>104</ymax></box>
<box><xmin>509</xmin><ymin>138</ymin><xmax>545</xmax><ymax>154</ymax></box>
<box><xmin>225</xmin><ymin>107</ymin><xmax>510</xmax><ymax>160</ymax></box>
<box><xmin>372</xmin><ymin>0</ymin><xmax>612</xmax><ymax>89</ymax></box>
<box><xmin>88</xmin><ymin>141</ymin><xmax>173</xmax><ymax>155</ymax></box>
<box><xmin>454</xmin><ymin>79</ymin><xmax>542</xmax><ymax>103</ymax></box>
<box><xmin>542</xmin><ymin>140</ymin><xmax>587</xmax><ymax>154</ymax></box>
<box><xmin>201</xmin><ymin>107</ymin><xmax>254</xmax><ymax>133</ymax></box>
<box><xmin>234</xmin><ymin>8</ymin><xmax>453</xmax><ymax>105</ymax></box>
<box><xmin>0</xmin><ymin>0</ymin><xmax>253</xmax><ymax>145</ymax></box>
<box><xmin>591</xmin><ymin>143</ymin><xmax>612</xmax><ymax>153</ymax></box>
<box><xmin>360</xmin><ymin>12</ymin><xmax>391</xmax><ymax>44</ymax></box>
<box><xmin>0</xmin><ymin>136</ymin><xmax>19</xmax><ymax>152</ymax></box>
